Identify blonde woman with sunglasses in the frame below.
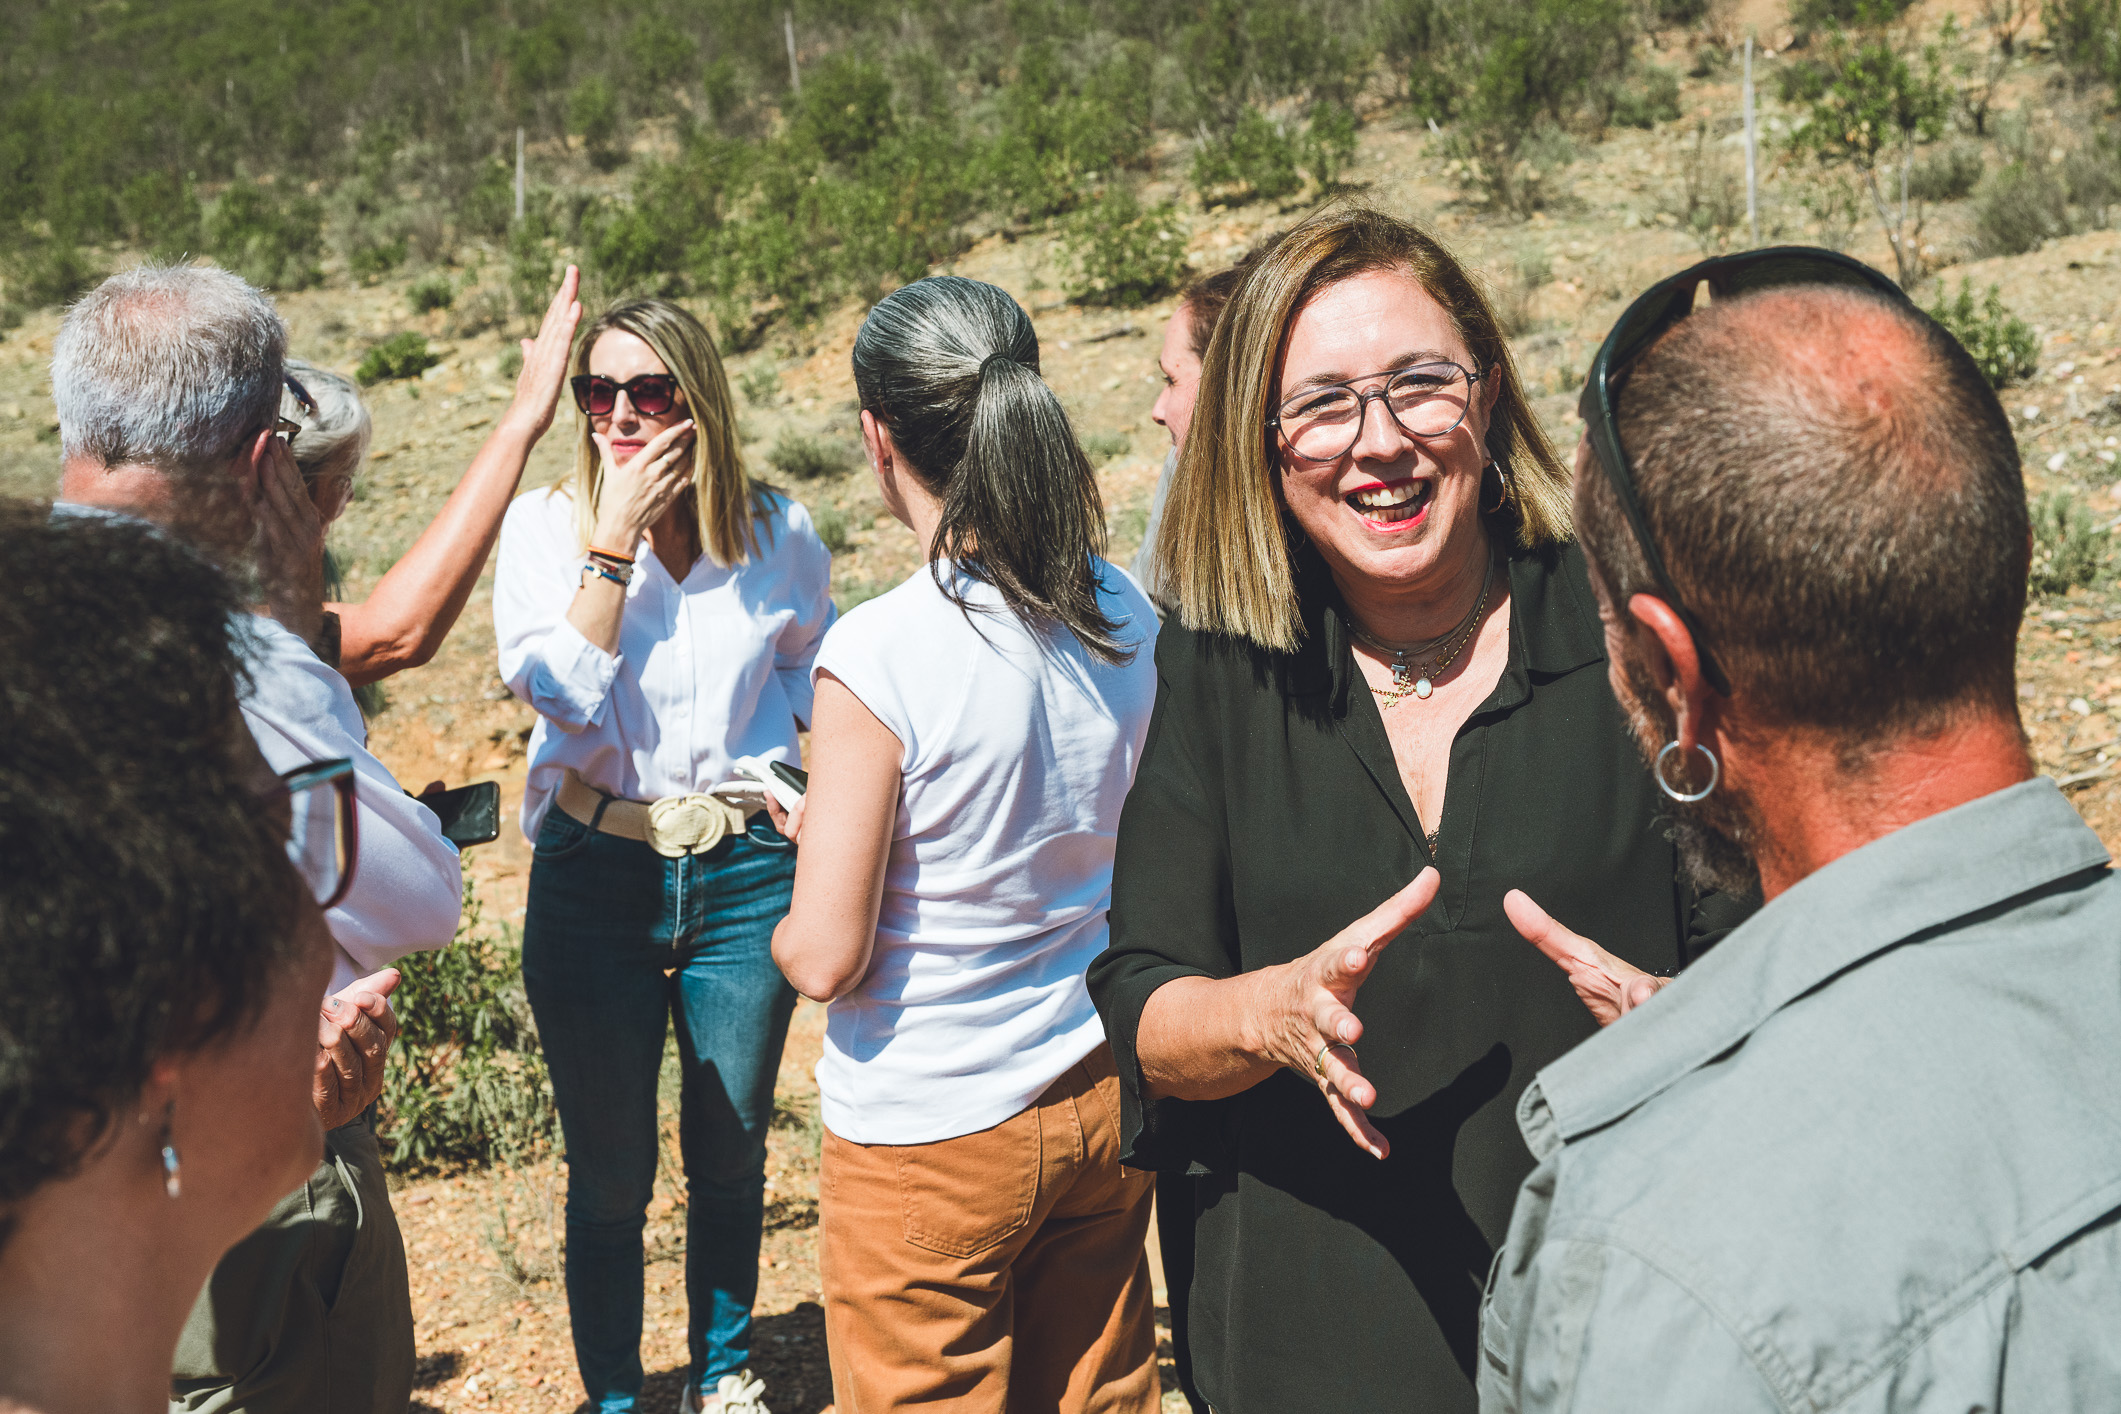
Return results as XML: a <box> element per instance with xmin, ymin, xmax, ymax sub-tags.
<box><xmin>494</xmin><ymin>298</ymin><xmax>834</xmax><ymax>1414</ymax></box>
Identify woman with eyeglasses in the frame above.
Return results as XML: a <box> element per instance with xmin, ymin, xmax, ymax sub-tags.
<box><xmin>0</xmin><ymin>504</ymin><xmax>342</xmax><ymax>1414</ymax></box>
<box><xmin>1083</xmin><ymin>207</ymin><xmax>1755</xmax><ymax>1413</ymax></box>
<box><xmin>494</xmin><ymin>298</ymin><xmax>834</xmax><ymax>1414</ymax></box>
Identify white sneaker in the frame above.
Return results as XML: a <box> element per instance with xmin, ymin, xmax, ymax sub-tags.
<box><xmin>683</xmin><ymin>1370</ymin><xmax>771</xmax><ymax>1414</ymax></box>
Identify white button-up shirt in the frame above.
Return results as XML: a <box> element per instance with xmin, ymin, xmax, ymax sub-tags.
<box><xmin>241</xmin><ymin>614</ymin><xmax>465</xmax><ymax>994</ymax></box>
<box><xmin>493</xmin><ymin>485</ymin><xmax>835</xmax><ymax>842</ymax></box>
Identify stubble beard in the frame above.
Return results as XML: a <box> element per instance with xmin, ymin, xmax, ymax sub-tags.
<box><xmin>1614</xmin><ymin>650</ymin><xmax>1765</xmax><ymax>904</ymax></box>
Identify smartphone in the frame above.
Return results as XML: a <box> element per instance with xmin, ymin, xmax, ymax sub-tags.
<box><xmin>769</xmin><ymin>761</ymin><xmax>809</xmax><ymax>797</ymax></box>
<box><xmin>424</xmin><ymin>780</ymin><xmax>502</xmax><ymax>847</ymax></box>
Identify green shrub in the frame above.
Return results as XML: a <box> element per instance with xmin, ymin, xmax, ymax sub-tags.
<box><xmin>1063</xmin><ymin>187</ymin><xmax>1189</xmax><ymax>308</ymax></box>
<box><xmin>570</xmin><ymin>76</ymin><xmax>625</xmax><ymax>170</ymax></box>
<box><xmin>204</xmin><ymin>181</ymin><xmax>324</xmax><ymax>291</ymax></box>
<box><xmin>349</xmin><ymin>239</ymin><xmax>407</xmax><ymax>283</ymax></box>
<box><xmin>0</xmin><ymin>236</ymin><xmax>101</xmax><ymax>311</ymax></box>
<box><xmin>796</xmin><ymin>55</ymin><xmax>898</xmax><ymax>164</ymax></box>
<box><xmin>1907</xmin><ymin>144</ymin><xmax>1985</xmax><ymax>202</ymax></box>
<box><xmin>1775</xmin><ymin>59</ymin><xmax>1832</xmax><ymax>105</ymax></box>
<box><xmin>2047</xmin><ymin>0</ymin><xmax>2121</xmax><ymax>101</ymax></box>
<box><xmin>115</xmin><ymin>172</ymin><xmax>202</xmax><ymax>262</ymax></box>
<box><xmin>1789</xmin><ymin>0</ymin><xmax>1915</xmax><ymax>34</ymax></box>
<box><xmin>356</xmin><ymin>331</ymin><xmax>441</xmax><ymax>385</ymax></box>
<box><xmin>738</xmin><ymin>365</ymin><xmax>782</xmax><ymax>405</ymax></box>
<box><xmin>1082</xmin><ymin>430</ymin><xmax>1131</xmax><ymax>462</ymax></box>
<box><xmin>813</xmin><ymin>505</ymin><xmax>852</xmax><ymax>554</ymax></box>
<box><xmin>377</xmin><ymin>892</ymin><xmax>558</xmax><ymax>1173</ymax></box>
<box><xmin>408</xmin><ymin>273</ymin><xmax>455</xmax><ymax>313</ymax></box>
<box><xmin>460</xmin><ymin>158</ymin><xmax>517</xmax><ymax>240</ymax></box>
<box><xmin>2030</xmin><ymin>492</ymin><xmax>2106</xmax><ymax>597</ymax></box>
<box><xmin>1973</xmin><ymin>161</ymin><xmax>2072</xmax><ymax>256</ymax></box>
<box><xmin>769</xmin><ymin>432</ymin><xmax>857</xmax><ymax>480</ymax></box>
<box><xmin>1927</xmin><ymin>280</ymin><xmax>2039</xmax><ymax>388</ymax></box>
<box><xmin>1192</xmin><ymin>108</ymin><xmax>1303</xmax><ymax>203</ymax></box>
<box><xmin>2066</xmin><ymin>133</ymin><xmax>2121</xmax><ymax>226</ymax></box>
<box><xmin>498</xmin><ymin>345</ymin><xmax>524</xmax><ymax>381</ymax></box>
<box><xmin>1302</xmin><ymin>102</ymin><xmax>1361</xmax><ymax>190</ymax></box>
<box><xmin>1612</xmin><ymin>66</ymin><xmax>1683</xmax><ymax>128</ymax></box>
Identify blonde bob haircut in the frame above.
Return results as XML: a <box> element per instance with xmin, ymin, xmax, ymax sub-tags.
<box><xmin>1154</xmin><ymin>206</ymin><xmax>1570</xmax><ymax>652</ymax></box>
<box><xmin>569</xmin><ymin>299</ymin><xmax>772</xmax><ymax>566</ymax></box>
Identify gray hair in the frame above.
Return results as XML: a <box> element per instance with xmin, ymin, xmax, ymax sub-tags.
<box><xmin>51</xmin><ymin>264</ymin><xmax>286</xmax><ymax>478</ymax></box>
<box><xmin>283</xmin><ymin>358</ymin><xmax>371</xmax><ymax>488</ymax></box>
<box><xmin>852</xmin><ymin>275</ymin><xmax>1127</xmax><ymax>663</ymax></box>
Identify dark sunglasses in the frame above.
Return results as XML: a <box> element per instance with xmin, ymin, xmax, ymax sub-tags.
<box><xmin>571</xmin><ymin>373</ymin><xmax>681</xmax><ymax>418</ymax></box>
<box><xmin>1578</xmin><ymin>246</ymin><xmax>1912</xmax><ymax>697</ymax></box>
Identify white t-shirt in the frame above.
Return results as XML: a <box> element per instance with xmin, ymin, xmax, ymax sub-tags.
<box><xmin>241</xmin><ymin>615</ymin><xmax>465</xmax><ymax>995</ymax></box>
<box><xmin>811</xmin><ymin>559</ymin><xmax>1159</xmax><ymax>1144</ymax></box>
<box><xmin>493</xmin><ymin>485</ymin><xmax>835</xmax><ymax>839</ymax></box>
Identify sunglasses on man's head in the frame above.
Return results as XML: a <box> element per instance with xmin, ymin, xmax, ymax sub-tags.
<box><xmin>571</xmin><ymin>374</ymin><xmax>681</xmax><ymax>419</ymax></box>
<box><xmin>1578</xmin><ymin>246</ymin><xmax>1913</xmax><ymax>697</ymax></box>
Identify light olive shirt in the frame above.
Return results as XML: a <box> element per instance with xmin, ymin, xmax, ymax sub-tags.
<box><xmin>1479</xmin><ymin>777</ymin><xmax>2121</xmax><ymax>1413</ymax></box>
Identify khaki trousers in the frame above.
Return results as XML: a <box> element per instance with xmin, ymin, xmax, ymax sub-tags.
<box><xmin>819</xmin><ymin>1045</ymin><xmax>1159</xmax><ymax>1414</ymax></box>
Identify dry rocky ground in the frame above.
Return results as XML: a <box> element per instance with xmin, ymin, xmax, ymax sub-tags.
<box><xmin>8</xmin><ymin>11</ymin><xmax>2121</xmax><ymax>1407</ymax></box>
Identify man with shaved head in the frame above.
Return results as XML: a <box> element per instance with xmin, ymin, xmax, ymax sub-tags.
<box><xmin>1478</xmin><ymin>256</ymin><xmax>2121</xmax><ymax>1411</ymax></box>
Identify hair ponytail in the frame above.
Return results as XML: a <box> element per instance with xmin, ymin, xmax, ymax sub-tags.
<box><xmin>851</xmin><ymin>276</ymin><xmax>1130</xmax><ymax>664</ymax></box>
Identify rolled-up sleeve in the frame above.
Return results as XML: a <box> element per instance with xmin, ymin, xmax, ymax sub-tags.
<box><xmin>1086</xmin><ymin>627</ymin><xmax>1238</xmax><ymax>1171</ymax></box>
<box><xmin>494</xmin><ymin>493</ymin><xmax>621</xmax><ymax>732</ymax></box>
<box><xmin>240</xmin><ymin>631</ymin><xmax>463</xmax><ymax>991</ymax></box>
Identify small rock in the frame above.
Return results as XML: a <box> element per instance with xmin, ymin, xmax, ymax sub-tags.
<box><xmin>2048</xmin><ymin>451</ymin><xmax>2069</xmax><ymax>472</ymax></box>
<box><xmin>2023</xmin><ymin>404</ymin><xmax>2043</xmax><ymax>420</ymax></box>
<box><xmin>2071</xmin><ymin>697</ymin><xmax>2093</xmax><ymax>716</ymax></box>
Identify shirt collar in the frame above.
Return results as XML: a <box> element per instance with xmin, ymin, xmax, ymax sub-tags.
<box><xmin>1524</xmin><ymin>776</ymin><xmax>2111</xmax><ymax>1157</ymax></box>
<box><xmin>1316</xmin><ymin>541</ymin><xmax>1606</xmax><ymax>713</ymax></box>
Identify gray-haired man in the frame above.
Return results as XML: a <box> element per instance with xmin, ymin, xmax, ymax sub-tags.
<box><xmin>1481</xmin><ymin>258</ymin><xmax>2121</xmax><ymax>1410</ymax></box>
<box><xmin>53</xmin><ymin>264</ymin><xmax>462</xmax><ymax>1413</ymax></box>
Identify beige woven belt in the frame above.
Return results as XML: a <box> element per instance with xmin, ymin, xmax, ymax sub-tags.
<box><xmin>556</xmin><ymin>768</ymin><xmax>754</xmax><ymax>859</ymax></box>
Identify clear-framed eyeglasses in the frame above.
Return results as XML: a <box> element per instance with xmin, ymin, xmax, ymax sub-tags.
<box><xmin>1270</xmin><ymin>361</ymin><xmax>1486</xmax><ymax>464</ymax></box>
<box><xmin>267</xmin><ymin>757</ymin><xmax>359</xmax><ymax>909</ymax></box>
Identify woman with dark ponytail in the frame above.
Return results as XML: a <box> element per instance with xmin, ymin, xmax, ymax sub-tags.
<box><xmin>770</xmin><ymin>275</ymin><xmax>1161</xmax><ymax>1411</ymax></box>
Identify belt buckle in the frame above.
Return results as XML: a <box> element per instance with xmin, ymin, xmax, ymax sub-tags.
<box><xmin>645</xmin><ymin>794</ymin><xmax>731</xmax><ymax>858</ymax></box>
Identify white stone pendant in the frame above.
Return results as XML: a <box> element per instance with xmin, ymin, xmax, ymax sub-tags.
<box><xmin>1414</xmin><ymin>678</ymin><xmax>1434</xmax><ymax>699</ymax></box>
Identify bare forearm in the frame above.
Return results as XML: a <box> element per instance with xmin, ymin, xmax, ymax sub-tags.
<box><xmin>1136</xmin><ymin>970</ymin><xmax>1284</xmax><ymax>1102</ymax></box>
<box><xmin>564</xmin><ymin>573</ymin><xmax>628</xmax><ymax>655</ymax></box>
<box><xmin>337</xmin><ymin>422</ymin><xmax>543</xmax><ymax>684</ymax></box>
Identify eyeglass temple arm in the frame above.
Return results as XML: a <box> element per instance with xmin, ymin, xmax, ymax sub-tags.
<box><xmin>1584</xmin><ymin>379</ymin><xmax>1734</xmax><ymax>699</ymax></box>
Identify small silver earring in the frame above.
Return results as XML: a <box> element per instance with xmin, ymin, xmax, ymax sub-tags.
<box><xmin>1654</xmin><ymin>740</ymin><xmax>1719</xmax><ymax>802</ymax></box>
<box><xmin>159</xmin><ymin>1101</ymin><xmax>181</xmax><ymax>1200</ymax></box>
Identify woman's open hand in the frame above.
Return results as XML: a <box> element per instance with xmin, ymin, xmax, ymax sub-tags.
<box><xmin>500</xmin><ymin>265</ymin><xmax>584</xmax><ymax>443</ymax></box>
<box><xmin>1256</xmin><ymin>868</ymin><xmax>1439</xmax><ymax>1160</ymax></box>
<box><xmin>1505</xmin><ymin>889</ymin><xmax>1668</xmax><ymax>1026</ymax></box>
<box><xmin>589</xmin><ymin>419</ymin><xmax>695</xmax><ymax>550</ymax></box>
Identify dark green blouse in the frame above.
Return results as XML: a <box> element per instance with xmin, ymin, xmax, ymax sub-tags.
<box><xmin>1087</xmin><ymin>540</ymin><xmax>1749</xmax><ymax>1414</ymax></box>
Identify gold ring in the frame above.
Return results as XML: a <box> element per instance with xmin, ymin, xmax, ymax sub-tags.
<box><xmin>1314</xmin><ymin>1041</ymin><xmax>1355</xmax><ymax>1076</ymax></box>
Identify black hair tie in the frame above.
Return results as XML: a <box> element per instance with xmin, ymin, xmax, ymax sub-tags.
<box><xmin>978</xmin><ymin>351</ymin><xmax>1017</xmax><ymax>379</ymax></box>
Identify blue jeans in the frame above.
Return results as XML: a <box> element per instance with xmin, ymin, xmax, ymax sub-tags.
<box><xmin>523</xmin><ymin>808</ymin><xmax>798</xmax><ymax>1413</ymax></box>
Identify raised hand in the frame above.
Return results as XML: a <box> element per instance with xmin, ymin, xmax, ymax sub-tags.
<box><xmin>501</xmin><ymin>265</ymin><xmax>584</xmax><ymax>443</ymax></box>
<box><xmin>1262</xmin><ymin>869</ymin><xmax>1439</xmax><ymax>1159</ymax></box>
<box><xmin>251</xmin><ymin>429</ymin><xmax>327</xmax><ymax>647</ymax></box>
<box><xmin>1504</xmin><ymin>889</ymin><xmax>1667</xmax><ymax>1027</ymax></box>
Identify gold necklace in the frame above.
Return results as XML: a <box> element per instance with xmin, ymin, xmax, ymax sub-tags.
<box><xmin>1346</xmin><ymin>558</ymin><xmax>1494</xmax><ymax>709</ymax></box>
